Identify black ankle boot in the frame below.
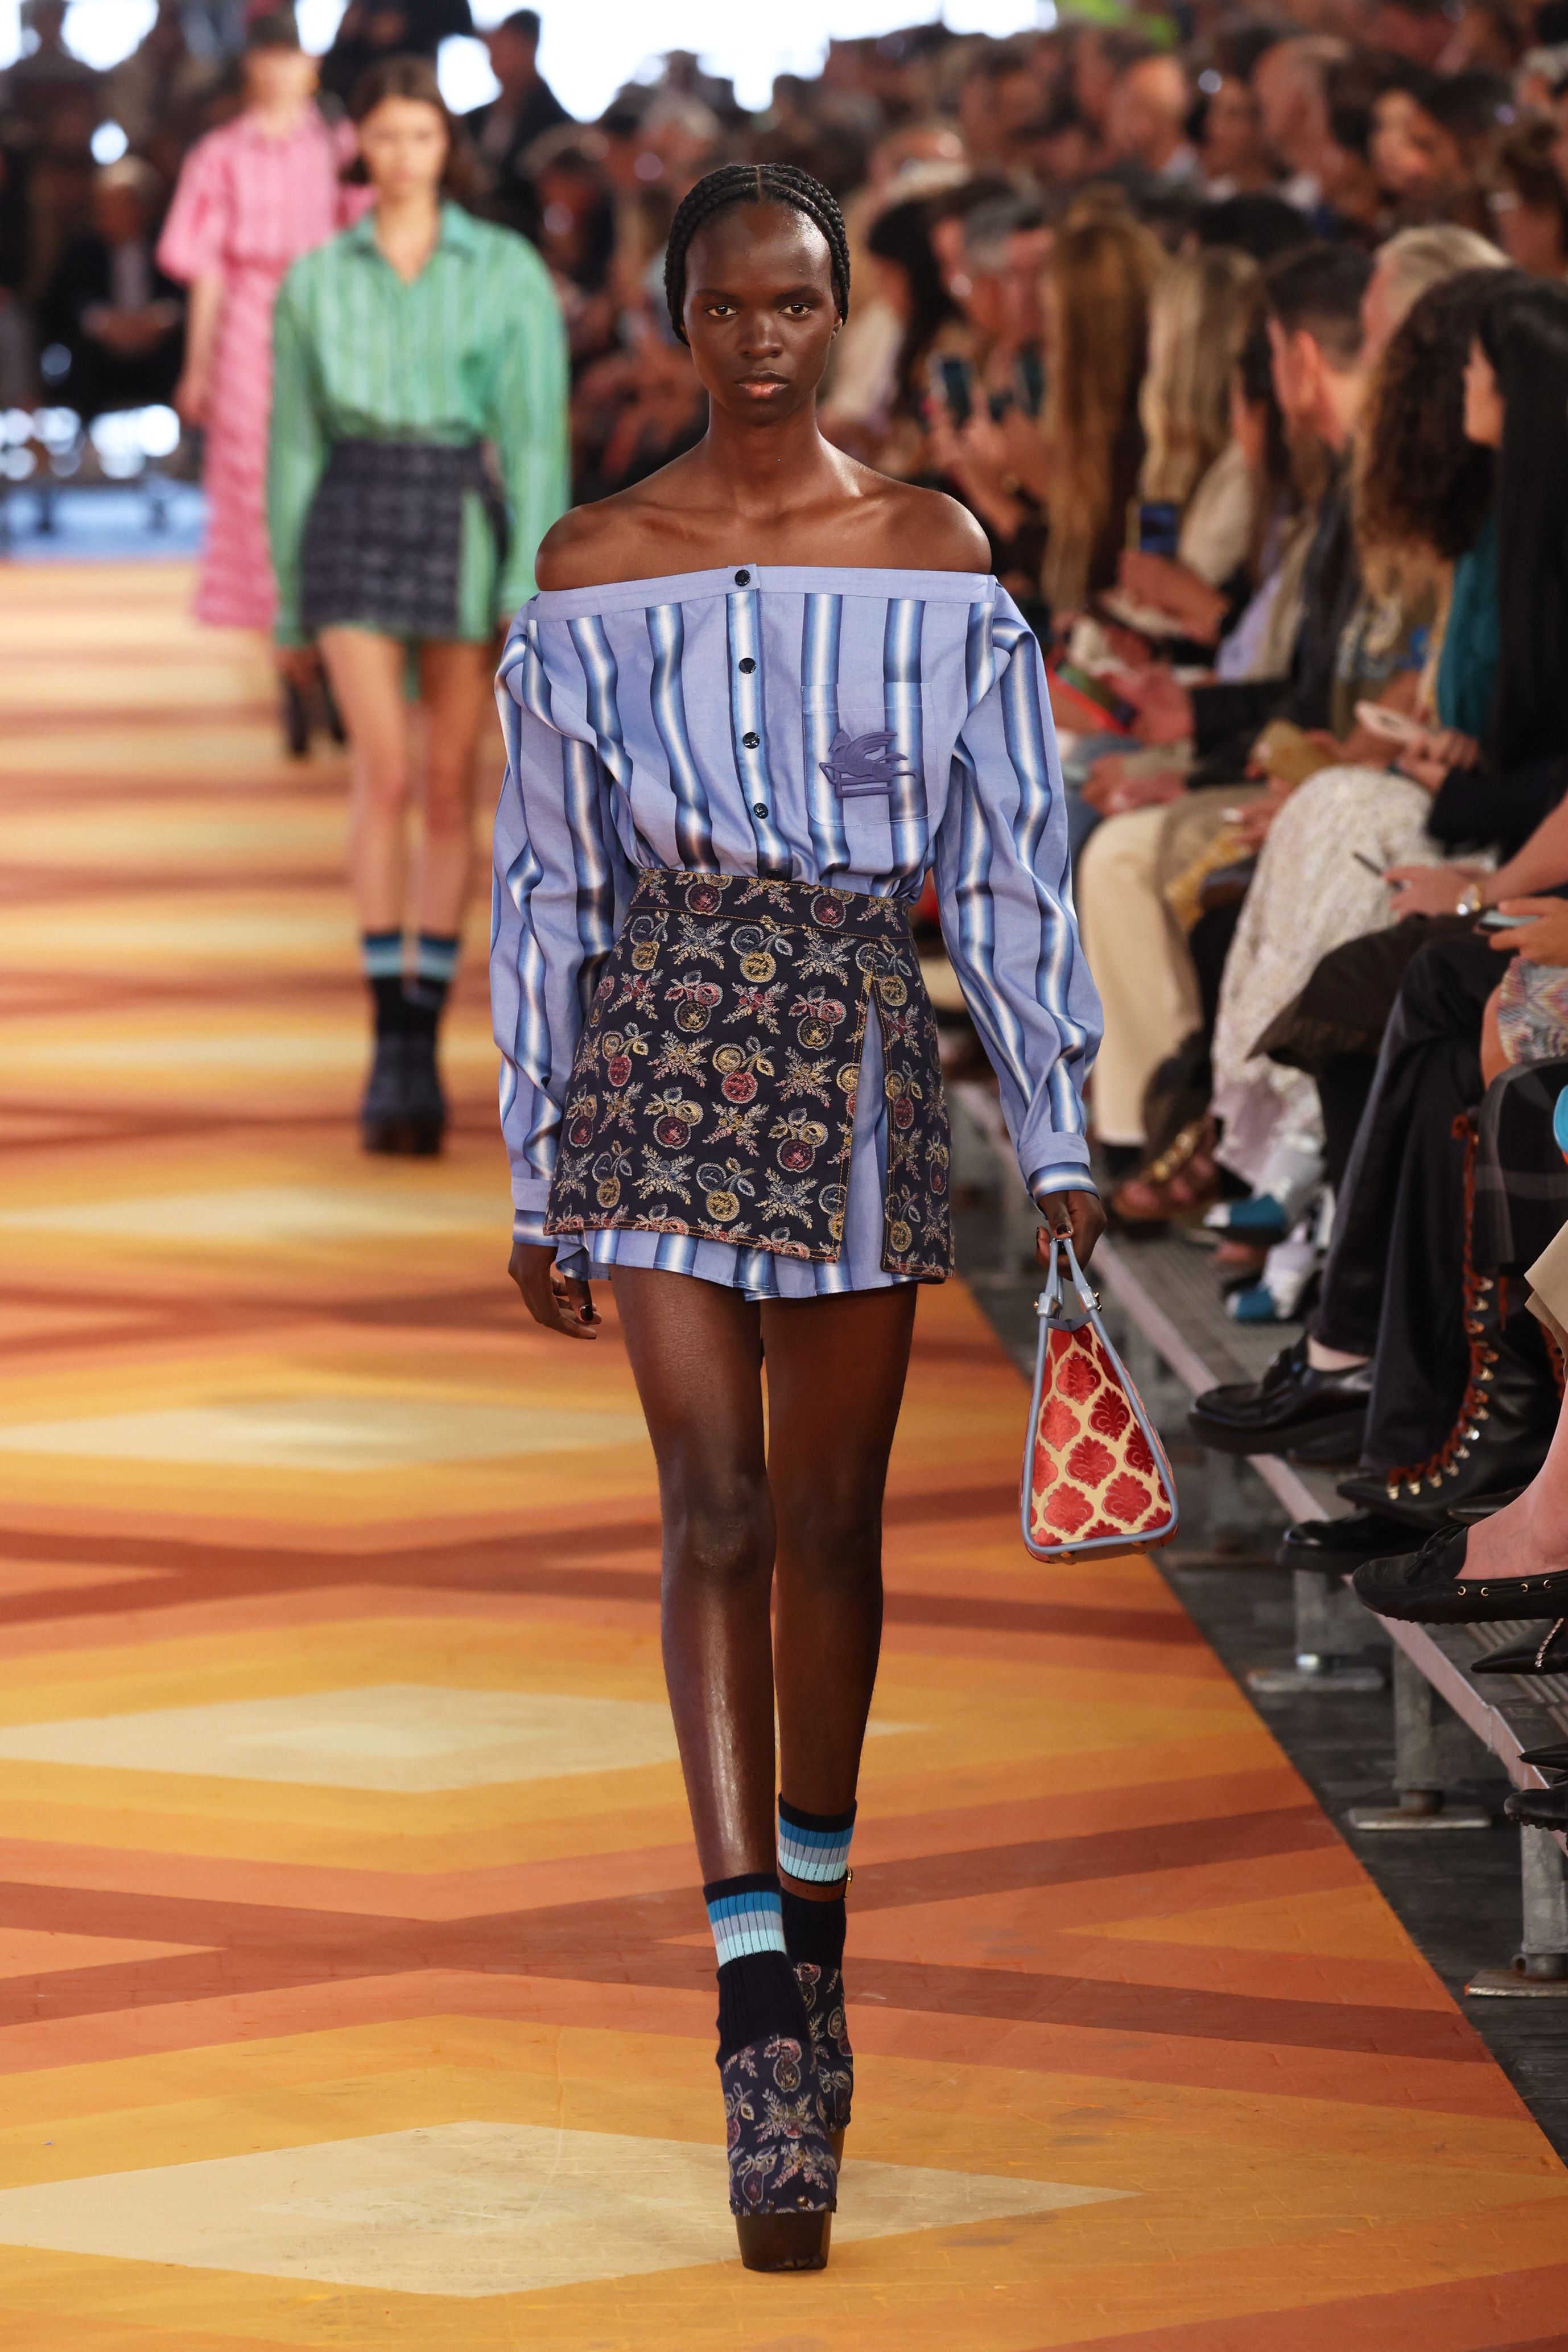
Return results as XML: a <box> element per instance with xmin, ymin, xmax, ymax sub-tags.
<box><xmin>361</xmin><ymin>1029</ymin><xmax>413</xmax><ymax>1154</ymax></box>
<box><xmin>1337</xmin><ymin>1281</ymin><xmax>1559</xmax><ymax>1533</ymax></box>
<box><xmin>402</xmin><ymin>1018</ymin><xmax>447</xmax><ymax>1156</ymax></box>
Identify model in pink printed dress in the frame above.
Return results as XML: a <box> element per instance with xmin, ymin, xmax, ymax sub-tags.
<box><xmin>158</xmin><ymin>19</ymin><xmax>363</xmax><ymax>632</ymax></box>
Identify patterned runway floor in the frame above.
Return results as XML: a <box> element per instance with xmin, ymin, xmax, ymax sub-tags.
<box><xmin>0</xmin><ymin>562</ymin><xmax>1564</xmax><ymax>2348</ymax></box>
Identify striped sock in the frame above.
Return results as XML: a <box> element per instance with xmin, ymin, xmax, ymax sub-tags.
<box><xmin>777</xmin><ymin>1796</ymin><xmax>856</xmax><ymax>1887</ymax></box>
<box><xmin>361</xmin><ymin>930</ymin><xmax>406</xmax><ymax>1038</ymax></box>
<box><xmin>704</xmin><ymin>1872</ymin><xmax>807</xmax><ymax>2063</ymax></box>
<box><xmin>705</xmin><ymin>1872</ymin><xmax>787</xmax><ymax>1966</ymax></box>
<box><xmin>404</xmin><ymin>931</ymin><xmax>461</xmax><ymax>1028</ymax></box>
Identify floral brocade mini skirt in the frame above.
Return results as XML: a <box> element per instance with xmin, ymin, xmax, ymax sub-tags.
<box><xmin>543</xmin><ymin>869</ymin><xmax>953</xmax><ymax>1280</ymax></box>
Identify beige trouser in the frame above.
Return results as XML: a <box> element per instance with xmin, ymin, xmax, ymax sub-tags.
<box><xmin>1076</xmin><ymin>786</ymin><xmax>1256</xmax><ymax>1148</ymax></box>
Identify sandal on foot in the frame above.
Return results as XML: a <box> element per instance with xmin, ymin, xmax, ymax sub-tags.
<box><xmin>1109</xmin><ymin>1118</ymin><xmax>1222</xmax><ymax>1228</ymax></box>
<box><xmin>723</xmin><ymin>2032</ymin><xmax>837</xmax><ymax>2271</ymax></box>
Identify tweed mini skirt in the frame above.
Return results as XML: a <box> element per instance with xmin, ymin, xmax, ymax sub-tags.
<box><xmin>300</xmin><ymin>437</ymin><xmax>507</xmax><ymax>641</ymax></box>
<box><xmin>543</xmin><ymin>869</ymin><xmax>953</xmax><ymax>1280</ymax></box>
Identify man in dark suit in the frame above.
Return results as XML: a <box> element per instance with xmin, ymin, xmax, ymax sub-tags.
<box><xmin>319</xmin><ymin>2</ymin><xmax>475</xmax><ymax>104</ymax></box>
<box><xmin>40</xmin><ymin>158</ymin><xmax>183</xmax><ymax>418</ymax></box>
<box><xmin>465</xmin><ymin>11</ymin><xmax>569</xmax><ymax>241</ymax></box>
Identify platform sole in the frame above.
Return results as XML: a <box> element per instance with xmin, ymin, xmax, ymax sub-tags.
<box><xmin>361</xmin><ymin>1119</ymin><xmax>416</xmax><ymax>1156</ymax></box>
<box><xmin>735</xmin><ymin>2207</ymin><xmax>833</xmax><ymax>2271</ymax></box>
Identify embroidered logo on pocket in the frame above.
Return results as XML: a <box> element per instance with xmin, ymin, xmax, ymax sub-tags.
<box><xmin>819</xmin><ymin>728</ymin><xmax>913</xmax><ymax>799</ymax></box>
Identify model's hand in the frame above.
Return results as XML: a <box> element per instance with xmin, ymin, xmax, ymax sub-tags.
<box><xmin>508</xmin><ymin>1240</ymin><xmax>601</xmax><ymax>1339</ymax></box>
<box><xmin>273</xmin><ymin>643</ymin><xmax>318</xmax><ymax>691</ymax></box>
<box><xmin>1035</xmin><ymin>1189</ymin><xmax>1107</xmax><ymax>1272</ymax></box>
<box><xmin>1490</xmin><ymin>898</ymin><xmax>1568</xmax><ymax>963</ymax></box>
<box><xmin>174</xmin><ymin>366</ymin><xmax>209</xmax><ymax>427</ymax></box>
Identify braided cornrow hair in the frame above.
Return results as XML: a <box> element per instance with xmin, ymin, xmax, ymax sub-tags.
<box><xmin>663</xmin><ymin>163</ymin><xmax>851</xmax><ymax>345</ymax></box>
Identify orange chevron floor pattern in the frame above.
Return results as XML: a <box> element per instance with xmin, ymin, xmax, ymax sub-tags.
<box><xmin>0</xmin><ymin>560</ymin><xmax>1564</xmax><ymax>2350</ymax></box>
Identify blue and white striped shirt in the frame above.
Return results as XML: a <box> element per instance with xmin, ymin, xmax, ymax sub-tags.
<box><xmin>490</xmin><ymin>564</ymin><xmax>1101</xmax><ymax>1299</ymax></box>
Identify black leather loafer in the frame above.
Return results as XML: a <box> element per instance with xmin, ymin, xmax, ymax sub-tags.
<box><xmin>1505</xmin><ymin>1780</ymin><xmax>1568</xmax><ymax>1830</ymax></box>
<box><xmin>1276</xmin><ymin>1507</ymin><xmax>1413</xmax><ymax>1572</ymax></box>
<box><xmin>1188</xmin><ymin>1335</ymin><xmax>1372</xmax><ymax>1459</ymax></box>
<box><xmin>1473</xmin><ymin>1619</ymin><xmax>1568</xmax><ymax>1677</ymax></box>
<box><xmin>1353</xmin><ymin>1526</ymin><xmax>1568</xmax><ymax>1624</ymax></box>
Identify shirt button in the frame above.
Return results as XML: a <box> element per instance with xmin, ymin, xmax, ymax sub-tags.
<box><xmin>735</xmin><ymin>569</ymin><xmax>751</xmax><ymax>585</ymax></box>
<box><xmin>742</xmin><ymin>731</ymin><xmax>760</xmax><ymax>748</ymax></box>
<box><xmin>738</xmin><ymin>657</ymin><xmax>756</xmax><ymax>673</ymax></box>
<box><xmin>753</xmin><ymin>802</ymin><xmax>769</xmax><ymax>818</ymax></box>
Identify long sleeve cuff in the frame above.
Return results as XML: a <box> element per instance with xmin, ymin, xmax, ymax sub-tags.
<box><xmin>1027</xmin><ymin>1148</ymin><xmax>1098</xmax><ymax>1206</ymax></box>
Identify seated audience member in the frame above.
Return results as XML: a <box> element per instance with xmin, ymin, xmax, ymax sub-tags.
<box><xmin>1088</xmin><ymin>233</ymin><xmax>1500</xmax><ymax>1203</ymax></box>
<box><xmin>855</xmin><ymin>193</ymin><xmax>965</xmax><ymax>478</ymax></box>
<box><xmin>1350</xmin><ymin>1197</ymin><xmax>1568</xmax><ymax>1722</ymax></box>
<box><xmin>1206</xmin><ymin>241</ymin><xmax>1507</xmax><ymax>1203</ymax></box>
<box><xmin>1490</xmin><ymin>119</ymin><xmax>1568</xmax><ymax>277</ymax></box>
<box><xmin>1121</xmin><ymin>245</ymin><xmax>1261</xmax><ymax>637</ymax></box>
<box><xmin>1189</xmin><ymin>278</ymin><xmax>1568</xmax><ymax>1533</ymax></box>
<box><xmin>1106</xmin><ymin>53</ymin><xmax>1206</xmax><ymax>198</ymax></box>
<box><xmin>466</xmin><ymin>9</ymin><xmax>570</xmax><ymax>242</ymax></box>
<box><xmin>1251</xmin><ymin>35</ymin><xmax>1344</xmax><ymax>216</ymax></box>
<box><xmin>1075</xmin><ymin>304</ymin><xmax>1310</xmax><ymax>1168</ymax></box>
<box><xmin>1198</xmin><ymin>74</ymin><xmax>1276</xmax><ymax>201</ymax></box>
<box><xmin>930</xmin><ymin>200</ymin><xmax>1160</xmax><ymax>616</ymax></box>
<box><xmin>40</xmin><ymin>158</ymin><xmax>183</xmax><ymax>419</ymax></box>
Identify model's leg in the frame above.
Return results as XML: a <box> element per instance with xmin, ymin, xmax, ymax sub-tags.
<box><xmin>411</xmin><ymin>639</ymin><xmax>493</xmax><ymax>938</ymax></box>
<box><xmin>319</xmin><ymin>626</ymin><xmax>411</xmax><ymax>931</ymax></box>
<box><xmin>396</xmin><ymin>642</ymin><xmax>495</xmax><ymax>1149</ymax></box>
<box><xmin>318</xmin><ymin>626</ymin><xmax>415</xmax><ymax>1151</ymax></box>
<box><xmin>765</xmin><ymin>1284</ymin><xmax>919</xmax><ymax>1817</ymax></box>
<box><xmin>612</xmin><ymin>1266</ymin><xmax>775</xmax><ymax>1875</ymax></box>
<box><xmin>761</xmin><ymin>1282</ymin><xmax>919</xmax><ymax>2149</ymax></box>
<box><xmin>613</xmin><ymin>1265</ymin><xmax>835</xmax><ymax>2263</ymax></box>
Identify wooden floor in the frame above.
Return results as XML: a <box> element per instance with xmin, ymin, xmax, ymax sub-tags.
<box><xmin>0</xmin><ymin>563</ymin><xmax>1564</xmax><ymax>2347</ymax></box>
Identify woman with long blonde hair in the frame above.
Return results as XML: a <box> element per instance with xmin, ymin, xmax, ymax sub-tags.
<box><xmin>1139</xmin><ymin>247</ymin><xmax>1258</xmax><ymax>511</ymax></box>
<box><xmin>1040</xmin><ymin>204</ymin><xmax>1161</xmax><ymax>611</ymax></box>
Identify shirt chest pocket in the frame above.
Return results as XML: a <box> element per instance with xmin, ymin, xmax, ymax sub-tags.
<box><xmin>801</xmin><ymin>687</ymin><xmax>934</xmax><ymax>869</ymax></box>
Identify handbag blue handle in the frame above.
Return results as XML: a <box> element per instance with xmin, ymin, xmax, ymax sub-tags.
<box><xmin>1037</xmin><ymin>1229</ymin><xmax>1097</xmax><ymax>1332</ymax></box>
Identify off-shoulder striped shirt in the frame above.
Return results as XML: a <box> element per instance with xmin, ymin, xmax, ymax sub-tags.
<box><xmin>490</xmin><ymin>564</ymin><xmax>1101</xmax><ymax>1299</ymax></box>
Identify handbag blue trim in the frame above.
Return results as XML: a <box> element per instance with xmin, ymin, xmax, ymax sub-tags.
<box><xmin>1020</xmin><ymin>1235</ymin><xmax>1181</xmax><ymax>1561</ymax></box>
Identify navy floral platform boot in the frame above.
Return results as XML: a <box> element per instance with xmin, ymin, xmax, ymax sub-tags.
<box><xmin>795</xmin><ymin>1961</ymin><xmax>852</xmax><ymax>2161</ymax></box>
<box><xmin>721</xmin><ymin>2029</ymin><xmax>839</xmax><ymax>2270</ymax></box>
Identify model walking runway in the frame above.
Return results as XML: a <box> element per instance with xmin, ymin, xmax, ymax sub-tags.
<box><xmin>0</xmin><ymin>563</ymin><xmax>1562</xmax><ymax>2341</ymax></box>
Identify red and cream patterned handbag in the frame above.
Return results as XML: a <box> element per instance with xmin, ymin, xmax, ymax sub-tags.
<box><xmin>1022</xmin><ymin>1237</ymin><xmax>1179</xmax><ymax>1559</ymax></box>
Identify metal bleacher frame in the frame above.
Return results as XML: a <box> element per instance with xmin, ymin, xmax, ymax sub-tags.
<box><xmin>949</xmin><ymin>1080</ymin><xmax>1568</xmax><ymax>1997</ymax></box>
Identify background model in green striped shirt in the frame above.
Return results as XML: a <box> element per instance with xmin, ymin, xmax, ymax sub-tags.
<box><xmin>267</xmin><ymin>200</ymin><xmax>569</xmax><ymax>648</ymax></box>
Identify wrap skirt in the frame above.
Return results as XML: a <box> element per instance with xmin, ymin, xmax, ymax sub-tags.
<box><xmin>300</xmin><ymin>436</ymin><xmax>507</xmax><ymax>641</ymax></box>
<box><xmin>543</xmin><ymin>869</ymin><xmax>953</xmax><ymax>1281</ymax></box>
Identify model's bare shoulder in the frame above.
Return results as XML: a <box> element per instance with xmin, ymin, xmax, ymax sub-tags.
<box><xmin>533</xmin><ymin>500</ymin><xmax>634</xmax><ymax>593</ymax></box>
<box><xmin>868</xmin><ymin>478</ymin><xmax>992</xmax><ymax>575</ymax></box>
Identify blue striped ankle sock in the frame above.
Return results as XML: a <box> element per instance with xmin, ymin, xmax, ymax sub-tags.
<box><xmin>704</xmin><ymin>1872</ymin><xmax>806</xmax><ymax>2062</ymax></box>
<box><xmin>704</xmin><ymin>1872</ymin><xmax>787</xmax><ymax>1966</ymax></box>
<box><xmin>778</xmin><ymin>1797</ymin><xmax>856</xmax><ymax>1886</ymax></box>
<box><xmin>405</xmin><ymin>931</ymin><xmax>460</xmax><ymax>1025</ymax></box>
<box><xmin>361</xmin><ymin>930</ymin><xmax>405</xmax><ymax>1037</ymax></box>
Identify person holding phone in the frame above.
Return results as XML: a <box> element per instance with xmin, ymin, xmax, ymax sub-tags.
<box><xmin>493</xmin><ymin>162</ymin><xmax>1101</xmax><ymax>2271</ymax></box>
